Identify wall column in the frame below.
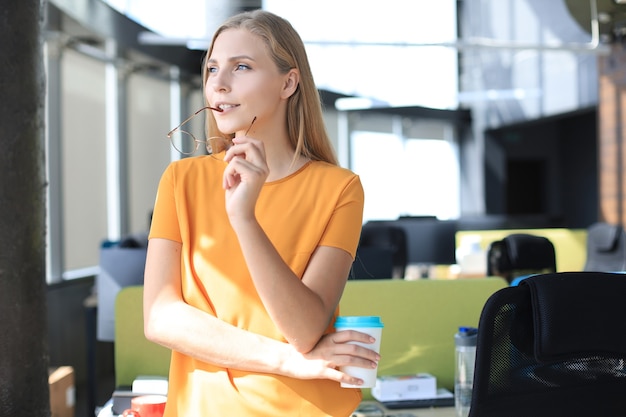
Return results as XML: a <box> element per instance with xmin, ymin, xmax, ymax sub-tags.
<box><xmin>0</xmin><ymin>1</ymin><xmax>50</xmax><ymax>416</ymax></box>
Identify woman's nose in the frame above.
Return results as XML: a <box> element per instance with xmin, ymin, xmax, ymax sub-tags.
<box><xmin>209</xmin><ymin>71</ymin><xmax>230</xmax><ymax>92</ymax></box>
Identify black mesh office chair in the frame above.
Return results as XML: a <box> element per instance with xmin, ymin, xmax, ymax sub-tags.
<box><xmin>355</xmin><ymin>222</ymin><xmax>408</xmax><ymax>278</ymax></box>
<box><xmin>470</xmin><ymin>272</ymin><xmax>626</xmax><ymax>417</ymax></box>
<box><xmin>584</xmin><ymin>222</ymin><xmax>626</xmax><ymax>272</ymax></box>
<box><xmin>350</xmin><ymin>246</ymin><xmax>394</xmax><ymax>279</ymax></box>
<box><xmin>486</xmin><ymin>233</ymin><xmax>556</xmax><ymax>284</ymax></box>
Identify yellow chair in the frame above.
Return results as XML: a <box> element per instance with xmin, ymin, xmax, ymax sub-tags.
<box><xmin>114</xmin><ymin>286</ymin><xmax>170</xmax><ymax>387</ymax></box>
<box><xmin>339</xmin><ymin>278</ymin><xmax>507</xmax><ymax>398</ymax></box>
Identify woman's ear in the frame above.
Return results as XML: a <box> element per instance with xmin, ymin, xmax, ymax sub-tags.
<box><xmin>281</xmin><ymin>69</ymin><xmax>300</xmax><ymax>99</ymax></box>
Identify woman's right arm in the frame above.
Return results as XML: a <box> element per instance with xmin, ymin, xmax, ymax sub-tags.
<box><xmin>142</xmin><ymin>237</ymin><xmax>379</xmax><ymax>385</ymax></box>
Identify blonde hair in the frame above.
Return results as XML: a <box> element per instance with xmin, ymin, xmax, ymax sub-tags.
<box><xmin>202</xmin><ymin>10</ymin><xmax>338</xmax><ymax>165</ymax></box>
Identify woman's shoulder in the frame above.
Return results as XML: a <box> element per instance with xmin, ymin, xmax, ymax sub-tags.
<box><xmin>307</xmin><ymin>160</ymin><xmax>359</xmax><ymax>180</ymax></box>
<box><xmin>165</xmin><ymin>155</ymin><xmax>224</xmax><ymax>175</ymax></box>
<box><xmin>297</xmin><ymin>161</ymin><xmax>363</xmax><ymax>199</ymax></box>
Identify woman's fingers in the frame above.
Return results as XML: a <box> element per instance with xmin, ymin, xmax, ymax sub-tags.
<box><xmin>310</xmin><ymin>330</ymin><xmax>381</xmax><ymax>366</ymax></box>
<box><xmin>224</xmin><ymin>136</ymin><xmax>266</xmax><ymax>165</ymax></box>
<box><xmin>330</xmin><ymin>329</ymin><xmax>376</xmax><ymax>345</ymax></box>
<box><xmin>222</xmin><ymin>138</ymin><xmax>268</xmax><ymax>188</ymax></box>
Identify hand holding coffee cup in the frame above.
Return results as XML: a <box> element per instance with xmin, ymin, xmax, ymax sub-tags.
<box><xmin>122</xmin><ymin>394</ymin><xmax>167</xmax><ymax>417</ymax></box>
<box><xmin>334</xmin><ymin>316</ymin><xmax>384</xmax><ymax>388</ymax></box>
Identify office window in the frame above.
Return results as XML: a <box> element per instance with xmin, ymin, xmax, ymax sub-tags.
<box><xmin>61</xmin><ymin>50</ymin><xmax>108</xmax><ymax>272</ymax></box>
<box><xmin>103</xmin><ymin>0</ymin><xmax>459</xmax><ymax>109</ymax></box>
<box><xmin>265</xmin><ymin>0</ymin><xmax>458</xmax><ymax>109</ymax></box>
<box><xmin>459</xmin><ymin>0</ymin><xmax>598</xmax><ymax>126</ymax></box>
<box><xmin>127</xmin><ymin>72</ymin><xmax>173</xmax><ymax>235</ymax></box>
<box><xmin>352</xmin><ymin>131</ymin><xmax>460</xmax><ymax>223</ymax></box>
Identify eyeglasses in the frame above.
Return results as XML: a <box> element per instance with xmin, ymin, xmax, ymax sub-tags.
<box><xmin>167</xmin><ymin>107</ymin><xmax>257</xmax><ymax>156</ymax></box>
<box><xmin>167</xmin><ymin>106</ymin><xmax>229</xmax><ymax>156</ymax></box>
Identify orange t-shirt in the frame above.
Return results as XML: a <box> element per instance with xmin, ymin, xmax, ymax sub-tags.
<box><xmin>149</xmin><ymin>154</ymin><xmax>365</xmax><ymax>416</ymax></box>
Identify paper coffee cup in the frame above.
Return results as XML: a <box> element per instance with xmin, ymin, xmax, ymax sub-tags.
<box><xmin>334</xmin><ymin>316</ymin><xmax>384</xmax><ymax>388</ymax></box>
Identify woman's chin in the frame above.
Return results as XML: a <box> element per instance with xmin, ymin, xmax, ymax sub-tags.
<box><xmin>215</xmin><ymin>121</ymin><xmax>242</xmax><ymax>136</ymax></box>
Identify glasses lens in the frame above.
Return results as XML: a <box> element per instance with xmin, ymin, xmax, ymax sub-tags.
<box><xmin>169</xmin><ymin>129</ymin><xmax>200</xmax><ymax>155</ymax></box>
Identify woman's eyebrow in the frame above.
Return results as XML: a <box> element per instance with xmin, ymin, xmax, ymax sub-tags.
<box><xmin>206</xmin><ymin>55</ymin><xmax>255</xmax><ymax>64</ymax></box>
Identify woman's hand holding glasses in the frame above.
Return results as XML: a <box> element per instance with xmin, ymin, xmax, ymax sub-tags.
<box><xmin>167</xmin><ymin>108</ymin><xmax>262</xmax><ymax>221</ymax></box>
<box><xmin>222</xmin><ymin>117</ymin><xmax>266</xmax><ymax>224</ymax></box>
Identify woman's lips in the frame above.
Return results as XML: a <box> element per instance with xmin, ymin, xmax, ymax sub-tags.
<box><xmin>214</xmin><ymin>103</ymin><xmax>240</xmax><ymax>112</ymax></box>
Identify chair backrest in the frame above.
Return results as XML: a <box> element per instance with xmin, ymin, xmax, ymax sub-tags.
<box><xmin>358</xmin><ymin>222</ymin><xmax>408</xmax><ymax>278</ymax></box>
<box><xmin>351</xmin><ymin>246</ymin><xmax>395</xmax><ymax>279</ymax></box>
<box><xmin>486</xmin><ymin>233</ymin><xmax>556</xmax><ymax>283</ymax></box>
<box><xmin>584</xmin><ymin>222</ymin><xmax>626</xmax><ymax>272</ymax></box>
<box><xmin>470</xmin><ymin>272</ymin><xmax>626</xmax><ymax>417</ymax></box>
<box><xmin>114</xmin><ymin>286</ymin><xmax>170</xmax><ymax>387</ymax></box>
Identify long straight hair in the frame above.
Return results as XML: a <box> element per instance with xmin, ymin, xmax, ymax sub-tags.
<box><xmin>202</xmin><ymin>10</ymin><xmax>338</xmax><ymax>165</ymax></box>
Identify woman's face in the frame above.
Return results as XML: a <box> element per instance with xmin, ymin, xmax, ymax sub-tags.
<box><xmin>205</xmin><ymin>28</ymin><xmax>289</xmax><ymax>136</ymax></box>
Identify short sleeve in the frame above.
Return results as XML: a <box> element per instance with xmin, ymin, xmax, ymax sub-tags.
<box><xmin>319</xmin><ymin>175</ymin><xmax>364</xmax><ymax>259</ymax></box>
<box><xmin>149</xmin><ymin>164</ymin><xmax>182</xmax><ymax>243</ymax></box>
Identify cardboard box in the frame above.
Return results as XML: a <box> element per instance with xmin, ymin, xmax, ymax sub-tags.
<box><xmin>49</xmin><ymin>367</ymin><xmax>75</xmax><ymax>417</ymax></box>
<box><xmin>372</xmin><ymin>373</ymin><xmax>437</xmax><ymax>402</ymax></box>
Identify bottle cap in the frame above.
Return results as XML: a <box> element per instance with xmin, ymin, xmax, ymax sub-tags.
<box><xmin>455</xmin><ymin>326</ymin><xmax>478</xmax><ymax>346</ymax></box>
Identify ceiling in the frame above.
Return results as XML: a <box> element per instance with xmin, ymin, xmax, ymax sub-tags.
<box><xmin>47</xmin><ymin>0</ymin><xmax>216</xmax><ymax>77</ymax></box>
<box><xmin>46</xmin><ymin>0</ymin><xmax>625</xmax><ymax>113</ymax></box>
<box><xmin>49</xmin><ymin>0</ymin><xmax>626</xmax><ymax>72</ymax></box>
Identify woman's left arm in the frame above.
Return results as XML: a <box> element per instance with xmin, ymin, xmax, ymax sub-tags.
<box><xmin>223</xmin><ymin>138</ymin><xmax>361</xmax><ymax>353</ymax></box>
<box><xmin>232</xmin><ymin>218</ymin><xmax>354</xmax><ymax>353</ymax></box>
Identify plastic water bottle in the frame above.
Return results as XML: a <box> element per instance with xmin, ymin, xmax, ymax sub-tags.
<box><xmin>455</xmin><ymin>326</ymin><xmax>478</xmax><ymax>417</ymax></box>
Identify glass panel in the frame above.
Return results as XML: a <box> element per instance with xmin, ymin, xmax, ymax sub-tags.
<box><xmin>127</xmin><ymin>72</ymin><xmax>173</xmax><ymax>237</ymax></box>
<box><xmin>61</xmin><ymin>49</ymin><xmax>108</xmax><ymax>271</ymax></box>
<box><xmin>352</xmin><ymin>132</ymin><xmax>460</xmax><ymax>223</ymax></box>
<box><xmin>103</xmin><ymin>0</ymin><xmax>459</xmax><ymax>109</ymax></box>
<box><xmin>265</xmin><ymin>0</ymin><xmax>458</xmax><ymax>109</ymax></box>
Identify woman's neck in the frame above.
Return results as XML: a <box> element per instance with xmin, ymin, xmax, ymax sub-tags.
<box><xmin>264</xmin><ymin>141</ymin><xmax>309</xmax><ymax>182</ymax></box>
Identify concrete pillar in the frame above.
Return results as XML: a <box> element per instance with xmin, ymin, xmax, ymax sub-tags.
<box><xmin>0</xmin><ymin>0</ymin><xmax>50</xmax><ymax>416</ymax></box>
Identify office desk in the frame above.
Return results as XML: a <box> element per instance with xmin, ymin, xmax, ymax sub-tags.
<box><xmin>98</xmin><ymin>400</ymin><xmax>455</xmax><ymax>417</ymax></box>
<box><xmin>356</xmin><ymin>401</ymin><xmax>455</xmax><ymax>417</ymax></box>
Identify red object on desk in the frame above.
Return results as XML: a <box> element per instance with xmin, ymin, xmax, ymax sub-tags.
<box><xmin>122</xmin><ymin>395</ymin><xmax>166</xmax><ymax>417</ymax></box>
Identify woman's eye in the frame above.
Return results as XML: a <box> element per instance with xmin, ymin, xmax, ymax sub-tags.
<box><xmin>236</xmin><ymin>64</ymin><xmax>250</xmax><ymax>71</ymax></box>
<box><xmin>207</xmin><ymin>66</ymin><xmax>218</xmax><ymax>74</ymax></box>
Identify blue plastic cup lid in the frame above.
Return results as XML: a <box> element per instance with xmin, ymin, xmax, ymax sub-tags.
<box><xmin>334</xmin><ymin>316</ymin><xmax>384</xmax><ymax>328</ymax></box>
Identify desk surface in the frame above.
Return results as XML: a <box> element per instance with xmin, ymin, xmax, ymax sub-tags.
<box><xmin>357</xmin><ymin>401</ymin><xmax>455</xmax><ymax>417</ymax></box>
<box><xmin>98</xmin><ymin>400</ymin><xmax>455</xmax><ymax>417</ymax></box>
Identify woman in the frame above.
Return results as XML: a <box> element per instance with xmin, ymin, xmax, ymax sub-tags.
<box><xmin>143</xmin><ymin>9</ymin><xmax>377</xmax><ymax>416</ymax></box>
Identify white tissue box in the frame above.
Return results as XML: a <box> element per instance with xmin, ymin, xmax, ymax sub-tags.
<box><xmin>132</xmin><ymin>375</ymin><xmax>168</xmax><ymax>396</ymax></box>
<box><xmin>371</xmin><ymin>373</ymin><xmax>437</xmax><ymax>401</ymax></box>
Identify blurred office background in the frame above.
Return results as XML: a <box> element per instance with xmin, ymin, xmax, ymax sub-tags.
<box><xmin>46</xmin><ymin>0</ymin><xmax>621</xmax><ymax>283</ymax></box>
<box><xmin>34</xmin><ymin>0</ymin><xmax>626</xmax><ymax>415</ymax></box>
